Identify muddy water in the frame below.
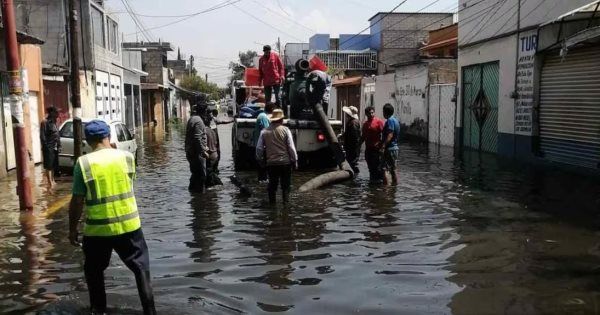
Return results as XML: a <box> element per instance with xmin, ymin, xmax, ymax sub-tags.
<box><xmin>1</xmin><ymin>123</ymin><xmax>600</xmax><ymax>314</ymax></box>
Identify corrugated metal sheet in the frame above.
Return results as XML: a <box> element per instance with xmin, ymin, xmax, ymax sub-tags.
<box><xmin>540</xmin><ymin>46</ymin><xmax>600</xmax><ymax>168</ymax></box>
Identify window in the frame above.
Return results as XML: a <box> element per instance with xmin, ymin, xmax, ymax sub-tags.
<box><xmin>60</xmin><ymin>122</ymin><xmax>73</xmax><ymax>138</ymax></box>
<box><xmin>123</xmin><ymin>125</ymin><xmax>134</xmax><ymax>140</ymax></box>
<box><xmin>60</xmin><ymin>122</ymin><xmax>89</xmax><ymax>138</ymax></box>
<box><xmin>116</xmin><ymin>124</ymin><xmax>126</xmax><ymax>142</ymax></box>
<box><xmin>107</xmin><ymin>18</ymin><xmax>118</xmax><ymax>53</ymax></box>
<box><xmin>91</xmin><ymin>6</ymin><xmax>105</xmax><ymax>48</ymax></box>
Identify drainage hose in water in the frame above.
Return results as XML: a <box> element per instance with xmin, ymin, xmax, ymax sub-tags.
<box><xmin>299</xmin><ymin>99</ymin><xmax>355</xmax><ymax>192</ymax></box>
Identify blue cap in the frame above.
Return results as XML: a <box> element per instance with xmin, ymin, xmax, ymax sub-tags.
<box><xmin>84</xmin><ymin>120</ymin><xmax>110</xmax><ymax>140</ymax></box>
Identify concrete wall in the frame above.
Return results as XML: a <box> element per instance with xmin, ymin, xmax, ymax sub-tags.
<box><xmin>427</xmin><ymin>59</ymin><xmax>458</xmax><ymax>84</ymax></box>
<box><xmin>458</xmin><ymin>0</ymin><xmax>593</xmax><ymax>46</ymax></box>
<box><xmin>339</xmin><ymin>34</ymin><xmax>372</xmax><ymax>50</ymax></box>
<box><xmin>284</xmin><ymin>43</ymin><xmax>309</xmax><ymax>67</ymax></box>
<box><xmin>378</xmin><ymin>13</ymin><xmax>454</xmax><ymax>73</ymax></box>
<box><xmin>394</xmin><ymin>63</ymin><xmax>429</xmax><ymax>139</ymax></box>
<box><xmin>16</xmin><ymin>0</ymin><xmax>71</xmax><ymax>69</ymax></box>
<box><xmin>369</xmin><ymin>18</ymin><xmax>382</xmax><ymax>50</ymax></box>
<box><xmin>141</xmin><ymin>51</ymin><xmax>167</xmax><ymax>84</ymax></box>
<box><xmin>309</xmin><ymin>34</ymin><xmax>330</xmax><ymax>52</ymax></box>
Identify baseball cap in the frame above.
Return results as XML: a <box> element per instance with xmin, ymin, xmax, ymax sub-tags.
<box><xmin>84</xmin><ymin>120</ymin><xmax>110</xmax><ymax>140</ymax></box>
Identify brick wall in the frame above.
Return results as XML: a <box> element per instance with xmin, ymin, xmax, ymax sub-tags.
<box><xmin>142</xmin><ymin>51</ymin><xmax>166</xmax><ymax>84</ymax></box>
<box><xmin>427</xmin><ymin>59</ymin><xmax>457</xmax><ymax>84</ymax></box>
<box><xmin>377</xmin><ymin>13</ymin><xmax>454</xmax><ymax>73</ymax></box>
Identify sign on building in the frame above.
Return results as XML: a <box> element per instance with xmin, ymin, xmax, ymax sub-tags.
<box><xmin>515</xmin><ymin>30</ymin><xmax>537</xmax><ymax>135</ymax></box>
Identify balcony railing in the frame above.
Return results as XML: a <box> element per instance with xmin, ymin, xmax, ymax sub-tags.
<box><xmin>315</xmin><ymin>50</ymin><xmax>377</xmax><ymax>70</ymax></box>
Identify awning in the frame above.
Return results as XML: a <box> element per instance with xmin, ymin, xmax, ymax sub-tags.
<box><xmin>538</xmin><ymin>1</ymin><xmax>600</xmax><ymax>53</ymax></box>
<box><xmin>332</xmin><ymin>76</ymin><xmax>362</xmax><ymax>87</ymax></box>
<box><xmin>420</xmin><ymin>37</ymin><xmax>458</xmax><ymax>51</ymax></box>
<box><xmin>169</xmin><ymin>82</ymin><xmax>200</xmax><ymax>97</ymax></box>
<box><xmin>540</xmin><ymin>0</ymin><xmax>600</xmax><ymax>27</ymax></box>
<box><xmin>0</xmin><ymin>26</ymin><xmax>45</xmax><ymax>45</ymax></box>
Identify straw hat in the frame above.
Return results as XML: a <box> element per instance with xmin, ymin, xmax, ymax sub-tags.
<box><xmin>342</xmin><ymin>106</ymin><xmax>359</xmax><ymax>119</ymax></box>
<box><xmin>269</xmin><ymin>109</ymin><xmax>285</xmax><ymax>122</ymax></box>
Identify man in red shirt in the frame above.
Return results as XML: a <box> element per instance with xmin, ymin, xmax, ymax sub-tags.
<box><xmin>360</xmin><ymin>106</ymin><xmax>385</xmax><ymax>184</ymax></box>
<box><xmin>259</xmin><ymin>45</ymin><xmax>285</xmax><ymax>106</ymax></box>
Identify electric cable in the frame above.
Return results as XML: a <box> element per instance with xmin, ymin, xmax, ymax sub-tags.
<box><xmin>232</xmin><ymin>3</ymin><xmax>303</xmax><ymax>41</ymax></box>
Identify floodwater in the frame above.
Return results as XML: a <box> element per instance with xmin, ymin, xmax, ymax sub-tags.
<box><xmin>1</xmin><ymin>122</ymin><xmax>600</xmax><ymax>314</ymax></box>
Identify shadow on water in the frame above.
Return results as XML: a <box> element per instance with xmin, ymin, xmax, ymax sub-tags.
<box><xmin>2</xmin><ymin>121</ymin><xmax>600</xmax><ymax>314</ymax></box>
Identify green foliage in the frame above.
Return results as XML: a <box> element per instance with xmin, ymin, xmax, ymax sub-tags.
<box><xmin>180</xmin><ymin>75</ymin><xmax>223</xmax><ymax>101</ymax></box>
<box><xmin>227</xmin><ymin>50</ymin><xmax>258</xmax><ymax>89</ymax></box>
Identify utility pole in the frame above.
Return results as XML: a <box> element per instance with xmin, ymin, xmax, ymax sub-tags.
<box><xmin>69</xmin><ymin>0</ymin><xmax>82</xmax><ymax>159</ymax></box>
<box><xmin>1</xmin><ymin>0</ymin><xmax>33</xmax><ymax>210</ymax></box>
<box><xmin>277</xmin><ymin>37</ymin><xmax>281</xmax><ymax>54</ymax></box>
<box><xmin>205</xmin><ymin>73</ymin><xmax>208</xmax><ymax>83</ymax></box>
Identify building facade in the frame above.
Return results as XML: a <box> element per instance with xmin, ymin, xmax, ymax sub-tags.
<box><xmin>458</xmin><ymin>0</ymin><xmax>599</xmax><ymax>170</ymax></box>
<box><xmin>123</xmin><ymin>41</ymin><xmax>174</xmax><ymax>129</ymax></box>
<box><xmin>370</xmin><ymin>12</ymin><xmax>454</xmax><ymax>74</ymax></box>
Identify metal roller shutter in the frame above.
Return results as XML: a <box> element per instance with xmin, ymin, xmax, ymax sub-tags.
<box><xmin>539</xmin><ymin>46</ymin><xmax>600</xmax><ymax>169</ymax></box>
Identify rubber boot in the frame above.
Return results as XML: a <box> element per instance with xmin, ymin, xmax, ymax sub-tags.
<box><xmin>135</xmin><ymin>270</ymin><xmax>157</xmax><ymax>315</ymax></box>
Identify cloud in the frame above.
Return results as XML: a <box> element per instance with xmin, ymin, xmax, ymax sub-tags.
<box><xmin>299</xmin><ymin>9</ymin><xmax>357</xmax><ymax>36</ymax></box>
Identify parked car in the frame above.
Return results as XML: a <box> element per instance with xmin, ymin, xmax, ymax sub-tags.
<box><xmin>58</xmin><ymin>118</ymin><xmax>137</xmax><ymax>172</ymax></box>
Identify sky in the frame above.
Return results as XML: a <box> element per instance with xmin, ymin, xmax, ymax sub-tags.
<box><xmin>106</xmin><ymin>0</ymin><xmax>458</xmax><ymax>86</ymax></box>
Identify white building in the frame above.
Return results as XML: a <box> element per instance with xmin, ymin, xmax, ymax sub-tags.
<box><xmin>458</xmin><ymin>0</ymin><xmax>600</xmax><ymax>169</ymax></box>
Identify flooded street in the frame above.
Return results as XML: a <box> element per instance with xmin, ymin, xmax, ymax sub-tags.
<box><xmin>1</xmin><ymin>123</ymin><xmax>600</xmax><ymax>314</ymax></box>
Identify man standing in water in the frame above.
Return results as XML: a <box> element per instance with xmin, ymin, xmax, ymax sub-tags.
<box><xmin>253</xmin><ymin>102</ymin><xmax>275</xmax><ymax>182</ymax></box>
<box><xmin>256</xmin><ymin>109</ymin><xmax>298</xmax><ymax>204</ymax></box>
<box><xmin>360</xmin><ymin>106</ymin><xmax>385</xmax><ymax>184</ymax></box>
<box><xmin>69</xmin><ymin>120</ymin><xmax>156</xmax><ymax>315</ymax></box>
<box><xmin>342</xmin><ymin>106</ymin><xmax>361</xmax><ymax>174</ymax></box>
<box><xmin>381</xmin><ymin>103</ymin><xmax>400</xmax><ymax>185</ymax></box>
<box><xmin>40</xmin><ymin>106</ymin><xmax>61</xmax><ymax>187</ymax></box>
<box><xmin>185</xmin><ymin>101</ymin><xmax>209</xmax><ymax>193</ymax></box>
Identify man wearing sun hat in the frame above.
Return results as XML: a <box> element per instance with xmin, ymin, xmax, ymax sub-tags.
<box><xmin>342</xmin><ymin>106</ymin><xmax>361</xmax><ymax>174</ymax></box>
<box><xmin>255</xmin><ymin>109</ymin><xmax>298</xmax><ymax>204</ymax></box>
<box><xmin>68</xmin><ymin>120</ymin><xmax>156</xmax><ymax>314</ymax></box>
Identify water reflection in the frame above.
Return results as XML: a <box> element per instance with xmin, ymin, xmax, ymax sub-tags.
<box><xmin>1</xmin><ymin>124</ymin><xmax>600</xmax><ymax>313</ymax></box>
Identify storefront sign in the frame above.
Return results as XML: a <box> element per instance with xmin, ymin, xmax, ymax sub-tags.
<box><xmin>515</xmin><ymin>31</ymin><xmax>537</xmax><ymax>135</ymax></box>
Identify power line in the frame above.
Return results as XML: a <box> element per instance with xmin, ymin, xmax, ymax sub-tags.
<box><xmin>125</xmin><ymin>0</ymin><xmax>242</xmax><ymax>37</ymax></box>
<box><xmin>232</xmin><ymin>3</ymin><xmax>303</xmax><ymax>41</ymax></box>
<box><xmin>121</xmin><ymin>0</ymin><xmax>153</xmax><ymax>41</ymax></box>
<box><xmin>338</xmin><ymin>0</ymin><xmax>409</xmax><ymax>49</ymax></box>
<box><xmin>251</xmin><ymin>0</ymin><xmax>315</xmax><ymax>33</ymax></box>
<box><xmin>458</xmin><ymin>0</ymin><xmax>507</xmax><ymax>45</ymax></box>
<box><xmin>334</xmin><ymin>0</ymin><xmax>448</xmax><ymax>52</ymax></box>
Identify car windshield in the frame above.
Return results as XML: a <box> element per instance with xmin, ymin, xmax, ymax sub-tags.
<box><xmin>59</xmin><ymin>121</ymin><xmax>91</xmax><ymax>138</ymax></box>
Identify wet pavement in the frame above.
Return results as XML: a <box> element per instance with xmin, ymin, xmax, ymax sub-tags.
<box><xmin>1</xmin><ymin>122</ymin><xmax>600</xmax><ymax>314</ymax></box>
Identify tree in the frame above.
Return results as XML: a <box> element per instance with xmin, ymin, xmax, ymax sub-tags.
<box><xmin>180</xmin><ymin>75</ymin><xmax>223</xmax><ymax>101</ymax></box>
<box><xmin>228</xmin><ymin>50</ymin><xmax>258</xmax><ymax>85</ymax></box>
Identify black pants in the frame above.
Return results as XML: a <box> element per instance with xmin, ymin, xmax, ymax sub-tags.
<box><xmin>82</xmin><ymin>229</ymin><xmax>156</xmax><ymax>314</ymax></box>
<box><xmin>188</xmin><ymin>157</ymin><xmax>206</xmax><ymax>193</ymax></box>
<box><xmin>267</xmin><ymin>164</ymin><xmax>292</xmax><ymax>204</ymax></box>
<box><xmin>365</xmin><ymin>148</ymin><xmax>384</xmax><ymax>184</ymax></box>
<box><xmin>264</xmin><ymin>85</ymin><xmax>281</xmax><ymax>106</ymax></box>
<box><xmin>205</xmin><ymin>156</ymin><xmax>222</xmax><ymax>187</ymax></box>
<box><xmin>345</xmin><ymin>147</ymin><xmax>360</xmax><ymax>174</ymax></box>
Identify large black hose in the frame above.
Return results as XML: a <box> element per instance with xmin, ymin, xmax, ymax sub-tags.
<box><xmin>298</xmin><ymin>98</ymin><xmax>355</xmax><ymax>192</ymax></box>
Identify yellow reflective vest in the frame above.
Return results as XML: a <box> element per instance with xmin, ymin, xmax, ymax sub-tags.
<box><xmin>78</xmin><ymin>148</ymin><xmax>141</xmax><ymax>237</ymax></box>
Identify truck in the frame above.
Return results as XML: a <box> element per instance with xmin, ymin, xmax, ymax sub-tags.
<box><xmin>231</xmin><ymin>75</ymin><xmax>342</xmax><ymax>170</ymax></box>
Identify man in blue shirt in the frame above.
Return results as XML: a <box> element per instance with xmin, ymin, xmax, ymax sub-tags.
<box><xmin>381</xmin><ymin>103</ymin><xmax>400</xmax><ymax>185</ymax></box>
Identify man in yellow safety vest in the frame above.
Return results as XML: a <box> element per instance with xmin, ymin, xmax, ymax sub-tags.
<box><xmin>69</xmin><ymin>120</ymin><xmax>156</xmax><ymax>315</ymax></box>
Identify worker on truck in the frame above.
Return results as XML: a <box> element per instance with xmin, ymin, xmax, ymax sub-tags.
<box><xmin>259</xmin><ymin>45</ymin><xmax>285</xmax><ymax>106</ymax></box>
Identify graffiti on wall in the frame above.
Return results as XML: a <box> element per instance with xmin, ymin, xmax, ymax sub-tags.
<box><xmin>394</xmin><ymin>64</ymin><xmax>428</xmax><ymax>139</ymax></box>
